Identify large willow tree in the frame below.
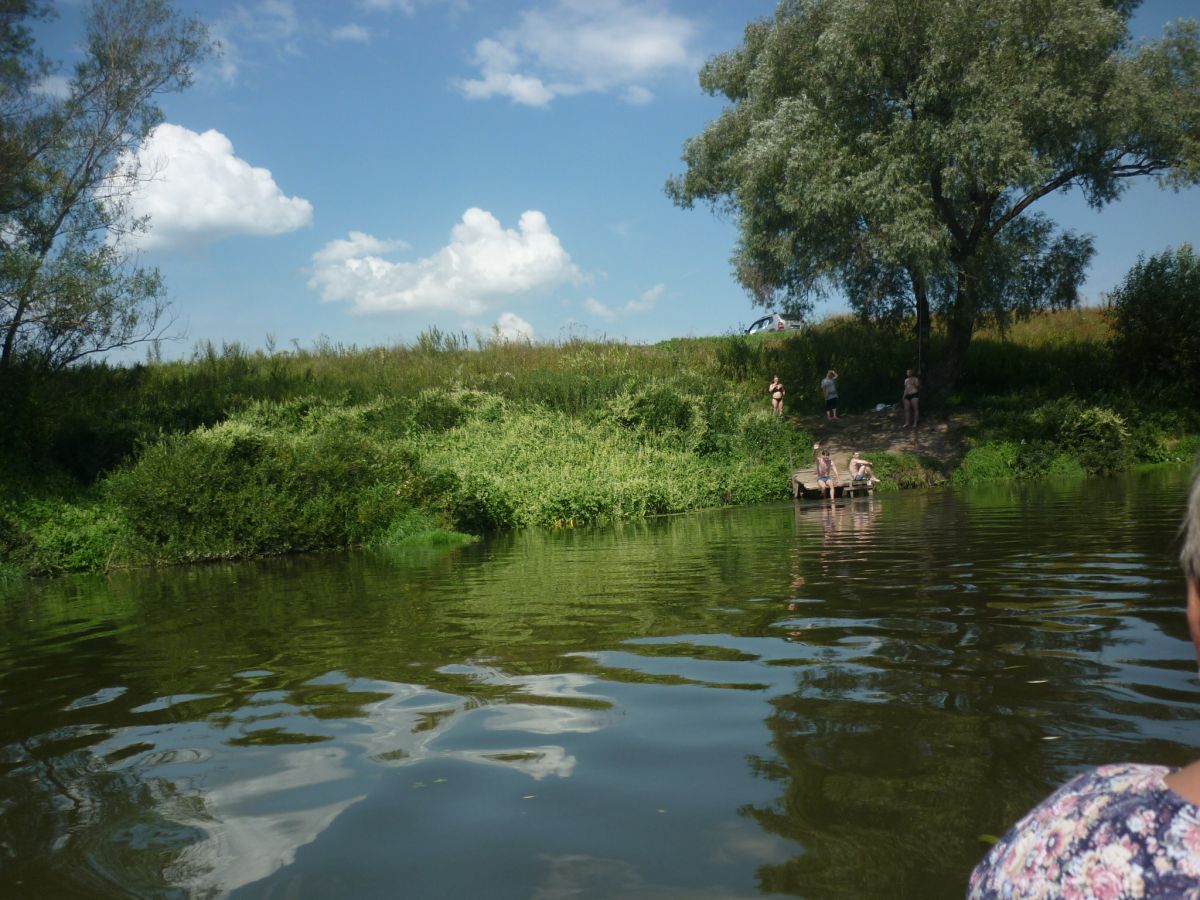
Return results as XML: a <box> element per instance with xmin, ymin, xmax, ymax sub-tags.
<box><xmin>0</xmin><ymin>0</ymin><xmax>209</xmax><ymax>371</ymax></box>
<box><xmin>667</xmin><ymin>0</ymin><xmax>1200</xmax><ymax>387</ymax></box>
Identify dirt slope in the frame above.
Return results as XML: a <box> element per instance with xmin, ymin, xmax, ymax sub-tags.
<box><xmin>788</xmin><ymin>404</ymin><xmax>974</xmax><ymax>472</ymax></box>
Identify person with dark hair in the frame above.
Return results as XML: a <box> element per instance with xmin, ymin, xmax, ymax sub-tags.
<box><xmin>968</xmin><ymin>465</ymin><xmax>1200</xmax><ymax>897</ymax></box>
<box><xmin>769</xmin><ymin>374</ymin><xmax>785</xmax><ymax>416</ymax></box>
<box><xmin>812</xmin><ymin>441</ymin><xmax>839</xmax><ymax>500</ymax></box>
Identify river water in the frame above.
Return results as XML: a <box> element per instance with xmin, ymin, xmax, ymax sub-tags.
<box><xmin>1</xmin><ymin>468</ymin><xmax>1196</xmax><ymax>899</ymax></box>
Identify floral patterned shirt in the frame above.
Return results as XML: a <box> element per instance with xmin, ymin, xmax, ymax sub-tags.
<box><xmin>969</xmin><ymin>763</ymin><xmax>1200</xmax><ymax>899</ymax></box>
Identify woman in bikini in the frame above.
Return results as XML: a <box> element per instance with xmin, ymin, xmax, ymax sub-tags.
<box><xmin>902</xmin><ymin>368</ymin><xmax>920</xmax><ymax>428</ymax></box>
<box><xmin>768</xmin><ymin>375</ymin><xmax>785</xmax><ymax>416</ymax></box>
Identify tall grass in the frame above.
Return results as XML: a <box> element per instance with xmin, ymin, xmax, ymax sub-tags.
<box><xmin>2</xmin><ymin>308</ymin><xmax>1196</xmax><ymax>575</ymax></box>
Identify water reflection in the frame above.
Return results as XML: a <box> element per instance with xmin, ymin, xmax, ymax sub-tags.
<box><xmin>0</xmin><ymin>469</ymin><xmax>1195</xmax><ymax>898</ymax></box>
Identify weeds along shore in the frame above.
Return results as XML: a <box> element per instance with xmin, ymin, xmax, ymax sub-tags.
<box><xmin>2</xmin><ymin>311</ymin><xmax>1197</xmax><ymax>578</ymax></box>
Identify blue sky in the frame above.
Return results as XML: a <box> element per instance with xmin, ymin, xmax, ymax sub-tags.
<box><xmin>38</xmin><ymin>0</ymin><xmax>1200</xmax><ymax>358</ymax></box>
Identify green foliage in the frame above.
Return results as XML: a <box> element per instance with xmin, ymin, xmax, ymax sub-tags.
<box><xmin>0</xmin><ymin>495</ymin><xmax>133</xmax><ymax>575</ymax></box>
<box><xmin>0</xmin><ymin>0</ymin><xmax>212</xmax><ymax>369</ymax></box>
<box><xmin>954</xmin><ymin>442</ymin><xmax>1021</xmax><ymax>484</ymax></box>
<box><xmin>2</xmin><ymin>310</ymin><xmax>1197</xmax><ymax>576</ymax></box>
<box><xmin>1060</xmin><ymin>407</ymin><xmax>1132</xmax><ymax>474</ymax></box>
<box><xmin>104</xmin><ymin>414</ymin><xmax>414</xmax><ymax>562</ymax></box>
<box><xmin>1108</xmin><ymin>244</ymin><xmax>1200</xmax><ymax>388</ymax></box>
<box><xmin>870</xmin><ymin>454</ymin><xmax>946</xmax><ymax>491</ymax></box>
<box><xmin>408</xmin><ymin>403</ymin><xmax>792</xmax><ymax>531</ymax></box>
<box><xmin>667</xmin><ymin>0</ymin><xmax>1200</xmax><ymax>384</ymax></box>
<box><xmin>369</xmin><ymin>508</ymin><xmax>474</xmax><ymax>548</ymax></box>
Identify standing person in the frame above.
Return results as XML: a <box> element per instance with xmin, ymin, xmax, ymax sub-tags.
<box><xmin>968</xmin><ymin>462</ymin><xmax>1200</xmax><ymax>897</ymax></box>
<box><xmin>768</xmin><ymin>375</ymin><xmax>785</xmax><ymax>416</ymax></box>
<box><xmin>902</xmin><ymin>368</ymin><xmax>920</xmax><ymax>428</ymax></box>
<box><xmin>812</xmin><ymin>442</ymin><xmax>839</xmax><ymax>500</ymax></box>
<box><xmin>821</xmin><ymin>369</ymin><xmax>839</xmax><ymax>420</ymax></box>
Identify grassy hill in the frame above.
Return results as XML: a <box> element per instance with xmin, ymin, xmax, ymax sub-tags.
<box><xmin>1</xmin><ymin>309</ymin><xmax>1196</xmax><ymax>578</ymax></box>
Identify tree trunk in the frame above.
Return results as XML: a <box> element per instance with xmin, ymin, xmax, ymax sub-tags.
<box><xmin>909</xmin><ymin>267</ymin><xmax>931</xmax><ymax>377</ymax></box>
<box><xmin>939</xmin><ymin>276</ymin><xmax>976</xmax><ymax>392</ymax></box>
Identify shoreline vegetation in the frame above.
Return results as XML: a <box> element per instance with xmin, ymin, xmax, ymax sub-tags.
<box><xmin>2</xmin><ymin>308</ymin><xmax>1198</xmax><ymax>580</ymax></box>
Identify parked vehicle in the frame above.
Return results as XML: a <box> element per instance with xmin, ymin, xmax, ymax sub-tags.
<box><xmin>745</xmin><ymin>312</ymin><xmax>797</xmax><ymax>334</ymax></box>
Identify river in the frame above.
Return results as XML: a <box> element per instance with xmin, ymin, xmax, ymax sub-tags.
<box><xmin>1</xmin><ymin>468</ymin><xmax>1196</xmax><ymax>898</ymax></box>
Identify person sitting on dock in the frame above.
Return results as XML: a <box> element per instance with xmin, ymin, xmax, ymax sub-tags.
<box><xmin>813</xmin><ymin>443</ymin><xmax>839</xmax><ymax>500</ymax></box>
<box><xmin>848</xmin><ymin>451</ymin><xmax>879</xmax><ymax>487</ymax></box>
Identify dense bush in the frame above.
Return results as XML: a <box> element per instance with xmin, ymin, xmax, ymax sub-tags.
<box><xmin>1108</xmin><ymin>244</ymin><xmax>1200</xmax><ymax>388</ymax></box>
<box><xmin>954</xmin><ymin>442</ymin><xmax>1021</xmax><ymax>483</ymax></box>
<box><xmin>105</xmin><ymin>414</ymin><xmax>416</xmax><ymax>562</ymax></box>
<box><xmin>0</xmin><ymin>496</ymin><xmax>133</xmax><ymax>574</ymax></box>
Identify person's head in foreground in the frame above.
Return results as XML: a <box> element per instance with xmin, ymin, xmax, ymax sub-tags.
<box><xmin>968</xmin><ymin>464</ymin><xmax>1200</xmax><ymax>897</ymax></box>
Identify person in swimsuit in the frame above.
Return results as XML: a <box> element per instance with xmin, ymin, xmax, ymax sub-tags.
<box><xmin>812</xmin><ymin>442</ymin><xmax>839</xmax><ymax>500</ymax></box>
<box><xmin>848</xmin><ymin>450</ymin><xmax>879</xmax><ymax>486</ymax></box>
<box><xmin>969</xmin><ymin>460</ymin><xmax>1200</xmax><ymax>897</ymax></box>
<box><xmin>768</xmin><ymin>375</ymin><xmax>785</xmax><ymax>416</ymax></box>
<box><xmin>821</xmin><ymin>369</ymin><xmax>839</xmax><ymax>420</ymax></box>
<box><xmin>902</xmin><ymin>368</ymin><xmax>920</xmax><ymax>428</ymax></box>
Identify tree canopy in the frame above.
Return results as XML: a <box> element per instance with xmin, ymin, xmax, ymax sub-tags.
<box><xmin>0</xmin><ymin>0</ymin><xmax>209</xmax><ymax>371</ymax></box>
<box><xmin>667</xmin><ymin>0</ymin><xmax>1200</xmax><ymax>386</ymax></box>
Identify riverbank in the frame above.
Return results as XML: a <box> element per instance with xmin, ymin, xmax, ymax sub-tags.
<box><xmin>2</xmin><ymin>310</ymin><xmax>1197</xmax><ymax>578</ymax></box>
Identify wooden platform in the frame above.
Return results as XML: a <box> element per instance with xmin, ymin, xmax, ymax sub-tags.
<box><xmin>790</xmin><ymin>468</ymin><xmax>876</xmax><ymax>500</ymax></box>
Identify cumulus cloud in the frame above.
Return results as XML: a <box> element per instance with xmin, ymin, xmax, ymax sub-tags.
<box><xmin>331</xmin><ymin>23</ymin><xmax>371</xmax><ymax>42</ymax></box>
<box><xmin>120</xmin><ymin>124</ymin><xmax>313</xmax><ymax>252</ymax></box>
<box><xmin>310</xmin><ymin>208</ymin><xmax>581</xmax><ymax>315</ymax></box>
<box><xmin>583</xmin><ymin>284</ymin><xmax>664</xmax><ymax>320</ymax></box>
<box><xmin>456</xmin><ymin>0</ymin><xmax>699</xmax><ymax>107</ymax></box>
<box><xmin>494</xmin><ymin>312</ymin><xmax>535</xmax><ymax>342</ymax></box>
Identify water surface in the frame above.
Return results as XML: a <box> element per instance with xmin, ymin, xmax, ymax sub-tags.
<box><xmin>1</xmin><ymin>468</ymin><xmax>1196</xmax><ymax>898</ymax></box>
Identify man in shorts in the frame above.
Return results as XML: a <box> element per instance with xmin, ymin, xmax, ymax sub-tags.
<box><xmin>821</xmin><ymin>369</ymin><xmax>839</xmax><ymax>420</ymax></box>
<box><xmin>848</xmin><ymin>450</ymin><xmax>879</xmax><ymax>487</ymax></box>
<box><xmin>813</xmin><ymin>442</ymin><xmax>839</xmax><ymax>500</ymax></box>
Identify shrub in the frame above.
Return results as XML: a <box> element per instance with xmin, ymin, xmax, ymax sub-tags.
<box><xmin>954</xmin><ymin>442</ymin><xmax>1020</xmax><ymax>483</ymax></box>
<box><xmin>0</xmin><ymin>497</ymin><xmax>133</xmax><ymax>574</ymax></box>
<box><xmin>871</xmin><ymin>453</ymin><xmax>945</xmax><ymax>490</ymax></box>
<box><xmin>1060</xmin><ymin>406</ymin><xmax>1132</xmax><ymax>474</ymax></box>
<box><xmin>105</xmin><ymin>416</ymin><xmax>414</xmax><ymax>561</ymax></box>
<box><xmin>1108</xmin><ymin>244</ymin><xmax>1200</xmax><ymax>389</ymax></box>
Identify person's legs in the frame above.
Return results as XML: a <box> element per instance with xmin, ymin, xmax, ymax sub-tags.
<box><xmin>911</xmin><ymin>397</ymin><xmax>919</xmax><ymax>428</ymax></box>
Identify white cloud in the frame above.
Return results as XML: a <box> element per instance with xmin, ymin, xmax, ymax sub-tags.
<box><xmin>456</xmin><ymin>0</ymin><xmax>699</xmax><ymax>107</ymax></box>
<box><xmin>358</xmin><ymin>0</ymin><xmax>417</xmax><ymax>11</ymax></box>
<box><xmin>624</xmin><ymin>283</ymin><xmax>664</xmax><ymax>313</ymax></box>
<box><xmin>494</xmin><ymin>312</ymin><xmax>535</xmax><ymax>341</ymax></box>
<box><xmin>583</xmin><ymin>284</ymin><xmax>664</xmax><ymax>320</ymax></box>
<box><xmin>331</xmin><ymin>23</ymin><xmax>371</xmax><ymax>42</ymax></box>
<box><xmin>621</xmin><ymin>85</ymin><xmax>653</xmax><ymax>105</ymax></box>
<box><xmin>33</xmin><ymin>74</ymin><xmax>71</xmax><ymax>99</ymax></box>
<box><xmin>310</xmin><ymin>208</ymin><xmax>581</xmax><ymax>315</ymax></box>
<box><xmin>208</xmin><ymin>0</ymin><xmax>303</xmax><ymax>83</ymax></box>
<box><xmin>584</xmin><ymin>297</ymin><xmax>615</xmax><ymax>319</ymax></box>
<box><xmin>357</xmin><ymin>0</ymin><xmax>457</xmax><ymax>14</ymax></box>
<box><xmin>121</xmin><ymin>124</ymin><xmax>313</xmax><ymax>251</ymax></box>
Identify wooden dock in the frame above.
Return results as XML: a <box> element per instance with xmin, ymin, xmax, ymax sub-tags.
<box><xmin>790</xmin><ymin>468</ymin><xmax>876</xmax><ymax>500</ymax></box>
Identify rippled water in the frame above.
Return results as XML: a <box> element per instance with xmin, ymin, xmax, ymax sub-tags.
<box><xmin>1</xmin><ymin>468</ymin><xmax>1196</xmax><ymax>898</ymax></box>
